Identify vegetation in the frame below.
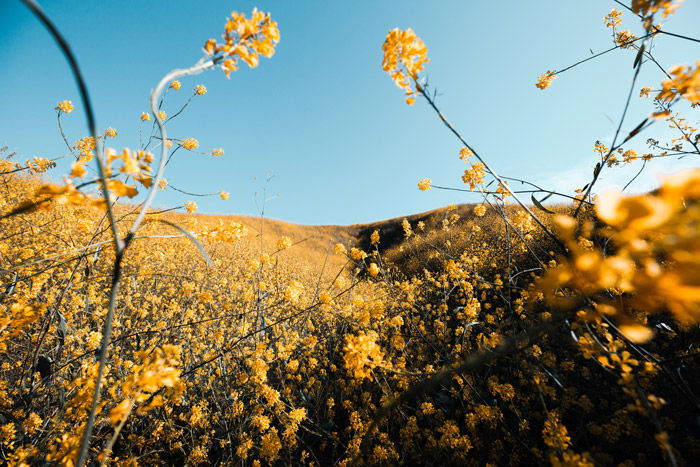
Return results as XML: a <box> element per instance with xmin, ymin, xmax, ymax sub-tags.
<box><xmin>1</xmin><ymin>0</ymin><xmax>699</xmax><ymax>465</ymax></box>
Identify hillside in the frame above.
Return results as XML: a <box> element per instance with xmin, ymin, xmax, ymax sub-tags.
<box><xmin>2</xmin><ymin>174</ymin><xmax>699</xmax><ymax>466</ymax></box>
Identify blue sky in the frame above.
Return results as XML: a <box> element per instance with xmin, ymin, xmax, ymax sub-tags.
<box><xmin>1</xmin><ymin>1</ymin><xmax>699</xmax><ymax>225</ymax></box>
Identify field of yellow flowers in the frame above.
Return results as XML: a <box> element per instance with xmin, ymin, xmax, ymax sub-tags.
<box><xmin>2</xmin><ymin>1</ymin><xmax>700</xmax><ymax>465</ymax></box>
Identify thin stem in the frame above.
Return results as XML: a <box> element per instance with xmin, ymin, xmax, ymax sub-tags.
<box><xmin>416</xmin><ymin>85</ymin><xmax>565</xmax><ymax>251</ymax></box>
<box><xmin>19</xmin><ymin>0</ymin><xmax>122</xmax><ymax>251</ymax></box>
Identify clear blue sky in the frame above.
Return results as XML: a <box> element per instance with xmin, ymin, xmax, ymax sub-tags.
<box><xmin>2</xmin><ymin>1</ymin><xmax>698</xmax><ymax>225</ymax></box>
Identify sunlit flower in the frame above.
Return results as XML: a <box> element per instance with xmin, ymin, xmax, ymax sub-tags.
<box><xmin>277</xmin><ymin>236</ymin><xmax>292</xmax><ymax>250</ymax></box>
<box><xmin>536</xmin><ymin>71</ymin><xmax>557</xmax><ymax>90</ymax></box>
<box><xmin>181</xmin><ymin>138</ymin><xmax>199</xmax><ymax>150</ymax></box>
<box><xmin>417</xmin><ymin>178</ymin><xmax>432</xmax><ymax>191</ymax></box>
<box><xmin>382</xmin><ymin>28</ymin><xmax>429</xmax><ymax>104</ymax></box>
<box><xmin>604</xmin><ymin>8</ymin><xmax>623</xmax><ymax>27</ymax></box>
<box><xmin>55</xmin><ymin>100</ymin><xmax>74</xmax><ymax>113</ymax></box>
<box><xmin>184</xmin><ymin>201</ymin><xmax>198</xmax><ymax>213</ymax></box>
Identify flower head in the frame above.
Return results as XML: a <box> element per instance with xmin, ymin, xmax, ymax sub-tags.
<box><xmin>184</xmin><ymin>201</ymin><xmax>198</xmax><ymax>214</ymax></box>
<box><xmin>382</xmin><ymin>28</ymin><xmax>429</xmax><ymax>105</ymax></box>
<box><xmin>182</xmin><ymin>138</ymin><xmax>200</xmax><ymax>150</ymax></box>
<box><xmin>417</xmin><ymin>178</ymin><xmax>432</xmax><ymax>191</ymax></box>
<box><xmin>204</xmin><ymin>10</ymin><xmax>280</xmax><ymax>78</ymax></box>
<box><xmin>536</xmin><ymin>71</ymin><xmax>557</xmax><ymax>90</ymax></box>
<box><xmin>56</xmin><ymin>100</ymin><xmax>74</xmax><ymax>113</ymax></box>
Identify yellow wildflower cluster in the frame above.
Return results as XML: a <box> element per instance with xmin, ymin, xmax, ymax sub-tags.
<box><xmin>181</xmin><ymin>137</ymin><xmax>199</xmax><ymax>150</ymax></box>
<box><xmin>1</xmin><ymin>3</ymin><xmax>699</xmax><ymax>466</ymax></box>
<box><xmin>417</xmin><ymin>178</ymin><xmax>431</xmax><ymax>191</ymax></box>
<box><xmin>343</xmin><ymin>331</ymin><xmax>384</xmax><ymax>379</ymax></box>
<box><xmin>536</xmin><ymin>70</ymin><xmax>557</xmax><ymax>90</ymax></box>
<box><xmin>604</xmin><ymin>9</ymin><xmax>623</xmax><ymax>28</ymax></box>
<box><xmin>382</xmin><ymin>28</ymin><xmax>429</xmax><ymax>105</ymax></box>
<box><xmin>615</xmin><ymin>30</ymin><xmax>638</xmax><ymax>48</ymax></box>
<box><xmin>55</xmin><ymin>100</ymin><xmax>74</xmax><ymax>113</ymax></box>
<box><xmin>462</xmin><ymin>162</ymin><xmax>486</xmax><ymax>191</ymax></box>
<box><xmin>632</xmin><ymin>0</ymin><xmax>682</xmax><ymax>18</ymax></box>
<box><xmin>657</xmin><ymin>61</ymin><xmax>700</xmax><ymax>105</ymax></box>
<box><xmin>539</xmin><ymin>169</ymin><xmax>700</xmax><ymax>339</ymax></box>
<box><xmin>203</xmin><ymin>9</ymin><xmax>280</xmax><ymax>77</ymax></box>
<box><xmin>184</xmin><ymin>201</ymin><xmax>198</xmax><ymax>213</ymax></box>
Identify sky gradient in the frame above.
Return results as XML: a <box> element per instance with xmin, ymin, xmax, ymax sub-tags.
<box><xmin>2</xmin><ymin>0</ymin><xmax>699</xmax><ymax>225</ymax></box>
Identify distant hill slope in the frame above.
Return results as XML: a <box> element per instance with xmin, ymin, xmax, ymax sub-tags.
<box><xmin>197</xmin><ymin>203</ymin><xmax>478</xmax><ymax>259</ymax></box>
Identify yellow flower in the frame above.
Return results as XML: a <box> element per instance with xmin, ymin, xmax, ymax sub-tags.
<box><xmin>343</xmin><ymin>331</ymin><xmax>384</xmax><ymax>379</ymax></box>
<box><xmin>140</xmin><ymin>112</ymin><xmax>151</xmax><ymax>121</ymax></box>
<box><xmin>334</xmin><ymin>243</ymin><xmax>347</xmax><ymax>256</ymax></box>
<box><xmin>206</xmin><ymin>9</ymin><xmax>279</xmax><ymax>78</ymax></box>
<box><xmin>194</xmin><ymin>85</ymin><xmax>207</xmax><ymax>95</ymax></box>
<box><xmin>615</xmin><ymin>30</ymin><xmax>637</xmax><ymax>48</ymax></box>
<box><xmin>158</xmin><ymin>179</ymin><xmax>168</xmax><ymax>189</ymax></box>
<box><xmin>319</xmin><ymin>291</ymin><xmax>332</xmax><ymax>304</ymax></box>
<box><xmin>219</xmin><ymin>190</ymin><xmax>230</xmax><ymax>200</ymax></box>
<box><xmin>181</xmin><ymin>138</ymin><xmax>200</xmax><ymax>150</ymax></box>
<box><xmin>349</xmin><ymin>248</ymin><xmax>367</xmax><ymax>261</ymax></box>
<box><xmin>474</xmin><ymin>204</ymin><xmax>487</xmax><ymax>217</ymax></box>
<box><xmin>169</xmin><ymin>80</ymin><xmax>182</xmax><ymax>90</ymax></box>
<box><xmin>158</xmin><ymin>110</ymin><xmax>167</xmax><ymax>121</ymax></box>
<box><xmin>640</xmin><ymin>86</ymin><xmax>652</xmax><ymax>98</ymax></box>
<box><xmin>536</xmin><ymin>71</ymin><xmax>557</xmax><ymax>90</ymax></box>
<box><xmin>55</xmin><ymin>100</ymin><xmax>74</xmax><ymax>113</ymax></box>
<box><xmin>104</xmin><ymin>127</ymin><xmax>117</xmax><ymax>138</ymax></box>
<box><xmin>109</xmin><ymin>399</ymin><xmax>133</xmax><ymax>425</ymax></box>
<box><xmin>184</xmin><ymin>201</ymin><xmax>198</xmax><ymax>213</ymax></box>
<box><xmin>417</xmin><ymin>178</ymin><xmax>432</xmax><ymax>191</ymax></box>
<box><xmin>368</xmin><ymin>263</ymin><xmax>380</xmax><ymax>277</ymax></box>
<box><xmin>462</xmin><ymin>162</ymin><xmax>486</xmax><ymax>191</ymax></box>
<box><xmin>277</xmin><ymin>236</ymin><xmax>293</xmax><ymax>250</ymax></box>
<box><xmin>370</xmin><ymin>230</ymin><xmax>380</xmax><ymax>245</ymax></box>
<box><xmin>596</xmin><ymin>190</ymin><xmax>672</xmax><ymax>231</ymax></box>
<box><xmin>211</xmin><ymin>148</ymin><xmax>225</xmax><ymax>156</ymax></box>
<box><xmin>70</xmin><ymin>162</ymin><xmax>86</xmax><ymax>178</ymax></box>
<box><xmin>459</xmin><ymin>147</ymin><xmax>474</xmax><ymax>160</ymax></box>
<box><xmin>382</xmin><ymin>28</ymin><xmax>429</xmax><ymax>104</ymax></box>
<box><xmin>288</xmin><ymin>408</ymin><xmax>306</xmax><ymax>424</ymax></box>
<box><xmin>107</xmin><ymin>180</ymin><xmax>139</xmax><ymax>198</ymax></box>
<box><xmin>604</xmin><ymin>8</ymin><xmax>623</xmax><ymax>28</ymax></box>
<box><xmin>657</xmin><ymin>61</ymin><xmax>700</xmax><ymax>105</ymax></box>
<box><xmin>284</xmin><ymin>280</ymin><xmax>304</xmax><ymax>303</ymax></box>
